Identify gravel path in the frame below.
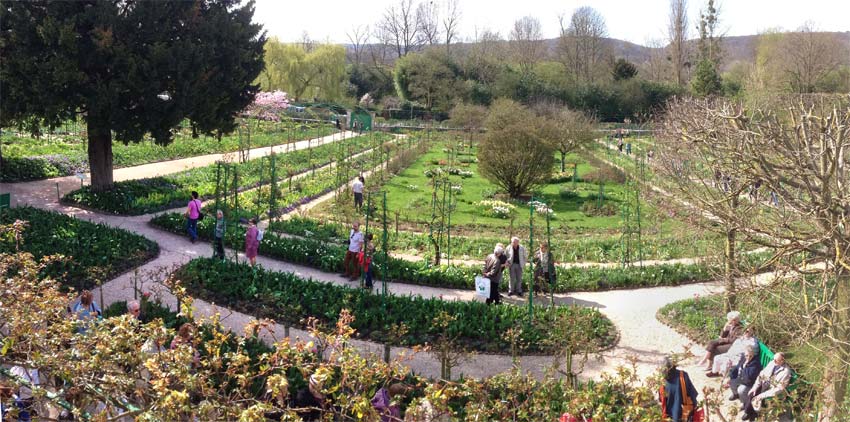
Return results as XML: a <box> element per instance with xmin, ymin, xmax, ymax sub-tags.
<box><xmin>0</xmin><ymin>137</ymin><xmax>749</xmax><ymax>416</ymax></box>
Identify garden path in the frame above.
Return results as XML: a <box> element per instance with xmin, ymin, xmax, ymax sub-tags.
<box><xmin>1</xmin><ymin>138</ymin><xmax>760</xmax><ymax>417</ymax></box>
<box><xmin>0</xmin><ymin>130</ymin><xmax>358</xmax><ymax>210</ymax></box>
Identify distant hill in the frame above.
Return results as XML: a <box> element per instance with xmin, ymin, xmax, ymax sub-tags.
<box><xmin>349</xmin><ymin>32</ymin><xmax>850</xmax><ymax>69</ymax></box>
<box><xmin>571</xmin><ymin>32</ymin><xmax>850</xmax><ymax>68</ymax></box>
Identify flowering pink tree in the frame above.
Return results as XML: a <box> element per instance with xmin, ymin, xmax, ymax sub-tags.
<box><xmin>244</xmin><ymin>90</ymin><xmax>290</xmax><ymax>121</ymax></box>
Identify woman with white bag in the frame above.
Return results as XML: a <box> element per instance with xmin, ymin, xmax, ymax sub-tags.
<box><xmin>482</xmin><ymin>244</ymin><xmax>506</xmax><ymax>305</ymax></box>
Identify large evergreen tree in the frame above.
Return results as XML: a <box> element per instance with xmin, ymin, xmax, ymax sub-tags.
<box><xmin>0</xmin><ymin>1</ymin><xmax>265</xmax><ymax>190</ymax></box>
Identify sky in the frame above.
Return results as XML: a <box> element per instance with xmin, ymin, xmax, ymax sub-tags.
<box><xmin>253</xmin><ymin>0</ymin><xmax>849</xmax><ymax>46</ymax></box>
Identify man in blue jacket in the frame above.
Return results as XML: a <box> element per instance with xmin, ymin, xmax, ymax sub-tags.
<box><xmin>729</xmin><ymin>344</ymin><xmax>763</xmax><ymax>402</ymax></box>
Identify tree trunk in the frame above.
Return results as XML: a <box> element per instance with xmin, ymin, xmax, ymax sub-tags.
<box><xmin>821</xmin><ymin>277</ymin><xmax>849</xmax><ymax>419</ymax></box>
<box><xmin>560</xmin><ymin>151</ymin><xmax>566</xmax><ymax>173</ymax></box>
<box><xmin>86</xmin><ymin>117</ymin><xmax>113</xmax><ymax>192</ymax></box>
<box><xmin>724</xmin><ymin>226</ymin><xmax>737</xmax><ymax>313</ymax></box>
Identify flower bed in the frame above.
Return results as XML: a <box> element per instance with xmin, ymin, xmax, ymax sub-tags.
<box><xmin>175</xmin><ymin>258</ymin><xmax>617</xmax><ymax>354</ymax></box>
<box><xmin>62</xmin><ymin>134</ymin><xmax>389</xmax><ymax>215</ymax></box>
<box><xmin>0</xmin><ymin>206</ymin><xmax>159</xmax><ymax>291</ymax></box>
<box><xmin>152</xmin><ymin>212</ymin><xmax>711</xmax><ymax>293</ymax></box>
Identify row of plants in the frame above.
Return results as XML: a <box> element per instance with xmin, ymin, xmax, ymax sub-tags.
<box><xmin>0</xmin><ymin>120</ymin><xmax>336</xmax><ymax>182</ymax></box>
<box><xmin>0</xmin><ymin>206</ymin><xmax>159</xmax><ymax>291</ymax></box>
<box><xmin>270</xmin><ymin>215</ymin><xmax>718</xmax><ymax>264</ymax></box>
<box><xmin>61</xmin><ymin>133</ymin><xmax>391</xmax><ymax>215</ymax></box>
<box><xmin>198</xmin><ymin>134</ymin><xmax>403</xmax><ymax>223</ymax></box>
<box><xmin>176</xmin><ymin>258</ymin><xmax>617</xmax><ymax>354</ymax></box>
<box><xmin>151</xmin><ymin>212</ymin><xmax>712</xmax><ymax>292</ymax></box>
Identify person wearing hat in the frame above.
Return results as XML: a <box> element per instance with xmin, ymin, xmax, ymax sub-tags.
<box><xmin>659</xmin><ymin>356</ymin><xmax>698</xmax><ymax>422</ymax></box>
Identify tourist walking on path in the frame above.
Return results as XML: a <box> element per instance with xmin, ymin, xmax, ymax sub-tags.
<box><xmin>8</xmin><ymin>364</ymin><xmax>39</xmax><ymax>422</ymax></box>
<box><xmin>342</xmin><ymin>222</ymin><xmax>364</xmax><ymax>281</ymax></box>
<box><xmin>352</xmin><ymin>176</ymin><xmax>365</xmax><ymax>210</ymax></box>
<box><xmin>659</xmin><ymin>357</ymin><xmax>699</xmax><ymax>422</ymax></box>
<box><xmin>505</xmin><ymin>237</ymin><xmax>527</xmax><ymax>297</ymax></box>
<box><xmin>244</xmin><ymin>218</ymin><xmax>260</xmax><ymax>267</ymax></box>
<box><xmin>213</xmin><ymin>210</ymin><xmax>226</xmax><ymax>260</ymax></box>
<box><xmin>483</xmin><ymin>244</ymin><xmax>506</xmax><ymax>305</ymax></box>
<box><xmin>185</xmin><ymin>191</ymin><xmax>202</xmax><ymax>243</ymax></box>
<box><xmin>361</xmin><ymin>233</ymin><xmax>376</xmax><ymax>288</ymax></box>
<box><xmin>533</xmin><ymin>242</ymin><xmax>556</xmax><ymax>293</ymax></box>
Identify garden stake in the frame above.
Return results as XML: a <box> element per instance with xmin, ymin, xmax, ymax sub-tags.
<box><xmin>547</xmin><ymin>209</ymin><xmax>553</xmax><ymax>307</ymax></box>
<box><xmin>362</xmin><ymin>192</ymin><xmax>372</xmax><ymax>289</ymax></box>
<box><xmin>381</xmin><ymin>191</ymin><xmax>389</xmax><ymax>300</ymax></box>
<box><xmin>528</xmin><ymin>196</ymin><xmax>534</xmax><ymax>321</ymax></box>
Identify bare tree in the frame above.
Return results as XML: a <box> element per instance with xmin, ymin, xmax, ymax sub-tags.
<box><xmin>557</xmin><ymin>6</ymin><xmax>611</xmax><ymax>84</ymax></box>
<box><xmin>780</xmin><ymin>23</ymin><xmax>847</xmax><ymax>93</ymax></box>
<box><xmin>696</xmin><ymin>0</ymin><xmax>723</xmax><ymax>65</ymax></box>
<box><xmin>642</xmin><ymin>37</ymin><xmax>672</xmax><ymax>82</ymax></box>
<box><xmin>509</xmin><ymin>16</ymin><xmax>544</xmax><ymax>74</ymax></box>
<box><xmin>656</xmin><ymin>95</ymin><xmax>850</xmax><ymax>418</ymax></box>
<box><xmin>441</xmin><ymin>0</ymin><xmax>461</xmax><ymax>55</ymax></box>
<box><xmin>298</xmin><ymin>31</ymin><xmax>315</xmax><ymax>53</ymax></box>
<box><xmin>416</xmin><ymin>0</ymin><xmax>440</xmax><ymax>46</ymax></box>
<box><xmin>536</xmin><ymin>104</ymin><xmax>597</xmax><ymax>172</ymax></box>
<box><xmin>465</xmin><ymin>27</ymin><xmax>504</xmax><ymax>88</ymax></box>
<box><xmin>379</xmin><ymin>0</ymin><xmax>421</xmax><ymax>58</ymax></box>
<box><xmin>667</xmin><ymin>0</ymin><xmax>690</xmax><ymax>86</ymax></box>
<box><xmin>346</xmin><ymin>24</ymin><xmax>370</xmax><ymax>64</ymax></box>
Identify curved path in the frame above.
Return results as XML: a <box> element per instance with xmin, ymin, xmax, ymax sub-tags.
<box><xmin>0</xmin><ymin>139</ymin><xmax>752</xmax><ymax>417</ymax></box>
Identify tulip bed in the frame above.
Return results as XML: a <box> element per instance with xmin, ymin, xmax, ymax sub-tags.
<box><xmin>175</xmin><ymin>258</ymin><xmax>617</xmax><ymax>354</ymax></box>
<box><xmin>0</xmin><ymin>206</ymin><xmax>159</xmax><ymax>291</ymax></box>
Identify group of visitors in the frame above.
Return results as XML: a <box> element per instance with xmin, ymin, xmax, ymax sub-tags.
<box><xmin>661</xmin><ymin>311</ymin><xmax>794</xmax><ymax>421</ymax></box>
<box><xmin>184</xmin><ymin>193</ymin><xmax>262</xmax><ymax>266</ymax></box>
<box><xmin>340</xmin><ymin>221</ymin><xmax>377</xmax><ymax>288</ymax></box>
<box><xmin>480</xmin><ymin>238</ymin><xmax>557</xmax><ymax>305</ymax></box>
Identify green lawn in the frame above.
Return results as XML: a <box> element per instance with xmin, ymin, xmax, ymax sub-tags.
<box><xmin>380</xmin><ymin>143</ymin><xmax>634</xmax><ymax>232</ymax></box>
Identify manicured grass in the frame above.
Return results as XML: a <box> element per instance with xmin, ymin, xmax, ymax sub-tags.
<box><xmin>378</xmin><ymin>144</ymin><xmax>630</xmax><ymax>232</ymax></box>
<box><xmin>0</xmin><ymin>119</ymin><xmax>337</xmax><ymax>181</ymax></box>
<box><xmin>0</xmin><ymin>206</ymin><xmax>159</xmax><ymax>291</ymax></box>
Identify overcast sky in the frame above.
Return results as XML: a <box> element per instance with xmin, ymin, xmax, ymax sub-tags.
<box><xmin>253</xmin><ymin>0</ymin><xmax>849</xmax><ymax>46</ymax></box>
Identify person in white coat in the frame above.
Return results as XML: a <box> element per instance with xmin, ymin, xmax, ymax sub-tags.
<box><xmin>504</xmin><ymin>237</ymin><xmax>528</xmax><ymax>297</ymax></box>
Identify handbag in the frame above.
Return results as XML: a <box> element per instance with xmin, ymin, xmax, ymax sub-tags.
<box><xmin>474</xmin><ymin>276</ymin><xmax>490</xmax><ymax>298</ymax></box>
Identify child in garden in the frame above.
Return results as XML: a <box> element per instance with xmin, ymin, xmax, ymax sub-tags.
<box><xmin>245</xmin><ymin>218</ymin><xmax>260</xmax><ymax>267</ymax></box>
<box><xmin>533</xmin><ymin>242</ymin><xmax>556</xmax><ymax>293</ymax></box>
<box><xmin>360</xmin><ymin>233</ymin><xmax>376</xmax><ymax>288</ymax></box>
